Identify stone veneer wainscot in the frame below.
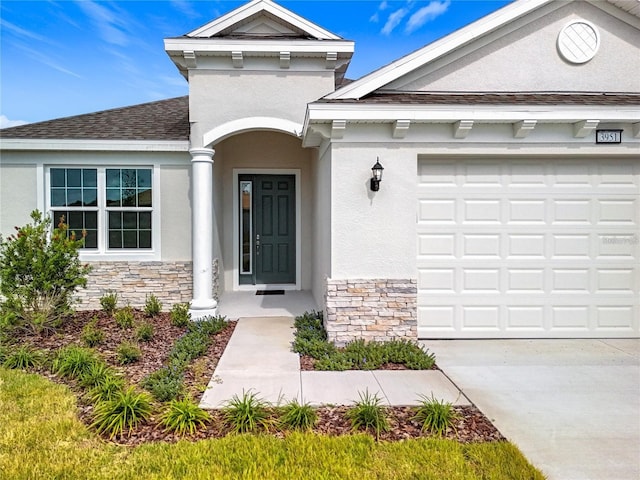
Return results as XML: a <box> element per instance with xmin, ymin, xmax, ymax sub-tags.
<box><xmin>325</xmin><ymin>278</ymin><xmax>417</xmax><ymax>345</ymax></box>
<box><xmin>75</xmin><ymin>260</ymin><xmax>219</xmax><ymax>310</ymax></box>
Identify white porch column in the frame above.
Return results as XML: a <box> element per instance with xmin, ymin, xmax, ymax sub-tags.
<box><xmin>189</xmin><ymin>148</ymin><xmax>217</xmax><ymax>320</ymax></box>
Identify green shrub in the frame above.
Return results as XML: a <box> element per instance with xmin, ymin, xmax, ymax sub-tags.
<box><xmin>52</xmin><ymin>346</ymin><xmax>99</xmax><ymax>379</ymax></box>
<box><xmin>293</xmin><ymin>311</ymin><xmax>327</xmax><ymax>342</ymax></box>
<box><xmin>142</xmin><ymin>367</ymin><xmax>184</xmax><ymax>402</ymax></box>
<box><xmin>0</xmin><ymin>211</ymin><xmax>91</xmax><ymax>334</ymax></box>
<box><xmin>144</xmin><ymin>294</ymin><xmax>162</xmax><ymax>317</ymax></box>
<box><xmin>2</xmin><ymin>345</ymin><xmax>41</xmax><ymax>369</ymax></box>
<box><xmin>81</xmin><ymin>316</ymin><xmax>105</xmax><ymax>347</ymax></box>
<box><xmin>413</xmin><ymin>394</ymin><xmax>460</xmax><ymax>436</ymax></box>
<box><xmin>89</xmin><ymin>374</ymin><xmax>125</xmax><ymax>403</ymax></box>
<box><xmin>116</xmin><ymin>341</ymin><xmax>141</xmax><ymax>365</ymax></box>
<box><xmin>78</xmin><ymin>361</ymin><xmax>115</xmax><ymax>389</ymax></box>
<box><xmin>314</xmin><ymin>352</ymin><xmax>352</xmax><ymax>371</ymax></box>
<box><xmin>135</xmin><ymin>321</ymin><xmax>154</xmax><ymax>342</ymax></box>
<box><xmin>170</xmin><ymin>303</ymin><xmax>190</xmax><ymax>327</ymax></box>
<box><xmin>292</xmin><ymin>337</ymin><xmax>337</xmax><ymax>358</ymax></box>
<box><xmin>160</xmin><ymin>398</ymin><xmax>211</xmax><ymax>435</ymax></box>
<box><xmin>189</xmin><ymin>315</ymin><xmax>227</xmax><ymax>336</ymax></box>
<box><xmin>223</xmin><ymin>390</ymin><xmax>271</xmax><ymax>433</ymax></box>
<box><xmin>279</xmin><ymin>399</ymin><xmax>317</xmax><ymax>431</ymax></box>
<box><xmin>114</xmin><ymin>306</ymin><xmax>135</xmax><ymax>329</ymax></box>
<box><xmin>99</xmin><ymin>291</ymin><xmax>118</xmax><ymax>315</ymax></box>
<box><xmin>172</xmin><ymin>331</ymin><xmax>210</xmax><ymax>365</ymax></box>
<box><xmin>346</xmin><ymin>390</ymin><xmax>389</xmax><ymax>439</ymax></box>
<box><xmin>92</xmin><ymin>387</ymin><xmax>153</xmax><ymax>438</ymax></box>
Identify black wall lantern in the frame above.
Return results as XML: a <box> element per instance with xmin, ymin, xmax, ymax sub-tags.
<box><xmin>370</xmin><ymin>158</ymin><xmax>384</xmax><ymax>192</ymax></box>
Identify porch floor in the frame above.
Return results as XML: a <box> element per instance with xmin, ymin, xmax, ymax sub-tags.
<box><xmin>216</xmin><ymin>290</ymin><xmax>319</xmax><ymax>320</ymax></box>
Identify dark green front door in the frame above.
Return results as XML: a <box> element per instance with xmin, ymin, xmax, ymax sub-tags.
<box><xmin>239</xmin><ymin>174</ymin><xmax>295</xmax><ymax>285</ymax></box>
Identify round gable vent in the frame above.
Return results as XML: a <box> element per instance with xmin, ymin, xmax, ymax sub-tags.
<box><xmin>557</xmin><ymin>20</ymin><xmax>600</xmax><ymax>64</ymax></box>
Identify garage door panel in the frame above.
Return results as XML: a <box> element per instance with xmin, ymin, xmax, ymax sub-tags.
<box><xmin>417</xmin><ymin>157</ymin><xmax>639</xmax><ymax>339</ymax></box>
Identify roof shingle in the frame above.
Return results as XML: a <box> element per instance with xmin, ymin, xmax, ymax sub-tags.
<box><xmin>0</xmin><ymin>96</ymin><xmax>189</xmax><ymax>141</ymax></box>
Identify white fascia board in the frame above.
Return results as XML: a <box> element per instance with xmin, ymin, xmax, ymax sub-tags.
<box><xmin>0</xmin><ymin>139</ymin><xmax>190</xmax><ymax>152</ymax></box>
<box><xmin>326</xmin><ymin>0</ymin><xmax>553</xmax><ymax>100</ymax></box>
<box><xmin>187</xmin><ymin>0</ymin><xmax>341</xmax><ymax>40</ymax></box>
<box><xmin>165</xmin><ymin>38</ymin><xmax>354</xmax><ymax>55</ymax></box>
<box><xmin>304</xmin><ymin>103</ymin><xmax>640</xmax><ymax>123</ymax></box>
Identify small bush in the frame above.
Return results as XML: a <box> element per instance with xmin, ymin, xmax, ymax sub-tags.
<box><xmin>346</xmin><ymin>390</ymin><xmax>389</xmax><ymax>439</ymax></box>
<box><xmin>314</xmin><ymin>352</ymin><xmax>352</xmax><ymax>371</ymax></box>
<box><xmin>92</xmin><ymin>387</ymin><xmax>153</xmax><ymax>438</ymax></box>
<box><xmin>135</xmin><ymin>321</ymin><xmax>154</xmax><ymax>342</ymax></box>
<box><xmin>89</xmin><ymin>375</ymin><xmax>125</xmax><ymax>403</ymax></box>
<box><xmin>293</xmin><ymin>311</ymin><xmax>327</xmax><ymax>342</ymax></box>
<box><xmin>160</xmin><ymin>398</ymin><xmax>211</xmax><ymax>435</ymax></box>
<box><xmin>0</xmin><ymin>211</ymin><xmax>91</xmax><ymax>333</ymax></box>
<box><xmin>52</xmin><ymin>346</ymin><xmax>99</xmax><ymax>379</ymax></box>
<box><xmin>413</xmin><ymin>394</ymin><xmax>460</xmax><ymax>436</ymax></box>
<box><xmin>172</xmin><ymin>331</ymin><xmax>210</xmax><ymax>365</ymax></box>
<box><xmin>116</xmin><ymin>341</ymin><xmax>141</xmax><ymax>365</ymax></box>
<box><xmin>99</xmin><ymin>291</ymin><xmax>118</xmax><ymax>315</ymax></box>
<box><xmin>292</xmin><ymin>337</ymin><xmax>337</xmax><ymax>358</ymax></box>
<box><xmin>170</xmin><ymin>303</ymin><xmax>190</xmax><ymax>327</ymax></box>
<box><xmin>223</xmin><ymin>390</ymin><xmax>271</xmax><ymax>433</ymax></box>
<box><xmin>78</xmin><ymin>361</ymin><xmax>115</xmax><ymax>389</ymax></box>
<box><xmin>81</xmin><ymin>316</ymin><xmax>105</xmax><ymax>347</ymax></box>
<box><xmin>2</xmin><ymin>345</ymin><xmax>41</xmax><ymax>369</ymax></box>
<box><xmin>189</xmin><ymin>315</ymin><xmax>227</xmax><ymax>336</ymax></box>
<box><xmin>279</xmin><ymin>400</ymin><xmax>317</xmax><ymax>431</ymax></box>
<box><xmin>144</xmin><ymin>294</ymin><xmax>162</xmax><ymax>317</ymax></box>
<box><xmin>142</xmin><ymin>367</ymin><xmax>184</xmax><ymax>402</ymax></box>
<box><xmin>114</xmin><ymin>306</ymin><xmax>135</xmax><ymax>329</ymax></box>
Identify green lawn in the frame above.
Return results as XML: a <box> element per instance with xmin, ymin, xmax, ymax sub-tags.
<box><xmin>0</xmin><ymin>368</ymin><xmax>545</xmax><ymax>479</ymax></box>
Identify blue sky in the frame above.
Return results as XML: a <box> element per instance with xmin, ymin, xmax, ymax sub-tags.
<box><xmin>0</xmin><ymin>0</ymin><xmax>510</xmax><ymax>127</ymax></box>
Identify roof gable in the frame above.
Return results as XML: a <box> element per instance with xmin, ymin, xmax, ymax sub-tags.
<box><xmin>187</xmin><ymin>0</ymin><xmax>341</xmax><ymax>40</ymax></box>
<box><xmin>327</xmin><ymin>0</ymin><xmax>640</xmax><ymax>100</ymax></box>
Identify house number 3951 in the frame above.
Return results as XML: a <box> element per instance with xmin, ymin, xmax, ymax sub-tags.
<box><xmin>596</xmin><ymin>130</ymin><xmax>622</xmax><ymax>144</ymax></box>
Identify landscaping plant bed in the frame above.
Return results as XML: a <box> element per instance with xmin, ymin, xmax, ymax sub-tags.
<box><xmin>4</xmin><ymin>309</ymin><xmax>504</xmax><ymax>446</ymax></box>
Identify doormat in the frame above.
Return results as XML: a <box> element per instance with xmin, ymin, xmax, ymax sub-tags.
<box><xmin>256</xmin><ymin>290</ymin><xmax>285</xmax><ymax>296</ymax></box>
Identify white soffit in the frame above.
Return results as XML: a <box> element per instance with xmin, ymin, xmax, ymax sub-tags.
<box><xmin>605</xmin><ymin>0</ymin><xmax>640</xmax><ymax>17</ymax></box>
<box><xmin>187</xmin><ymin>0</ymin><xmax>341</xmax><ymax>40</ymax></box>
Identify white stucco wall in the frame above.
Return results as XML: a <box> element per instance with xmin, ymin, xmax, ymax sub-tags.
<box><xmin>0</xmin><ymin>162</ymin><xmax>38</xmax><ymax>236</ymax></box>
<box><xmin>214</xmin><ymin>130</ymin><xmax>313</xmax><ymax>291</ymax></box>
<box><xmin>159</xmin><ymin>164</ymin><xmax>192</xmax><ymax>260</ymax></box>
<box><xmin>189</xmin><ymin>70</ymin><xmax>335</xmax><ymax>148</ymax></box>
<box><xmin>330</xmin><ymin>144</ymin><xmax>417</xmax><ymax>280</ymax></box>
<box><xmin>389</xmin><ymin>1</ymin><xmax>640</xmax><ymax>93</ymax></box>
<box><xmin>310</xmin><ymin>145</ymin><xmax>332</xmax><ymax>308</ymax></box>
<box><xmin>0</xmin><ymin>150</ymin><xmax>191</xmax><ymax>261</ymax></box>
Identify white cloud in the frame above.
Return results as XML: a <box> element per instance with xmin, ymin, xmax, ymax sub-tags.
<box><xmin>170</xmin><ymin>0</ymin><xmax>200</xmax><ymax>19</ymax></box>
<box><xmin>0</xmin><ymin>115</ymin><xmax>28</xmax><ymax>129</ymax></box>
<box><xmin>370</xmin><ymin>1</ymin><xmax>390</xmax><ymax>23</ymax></box>
<box><xmin>405</xmin><ymin>0</ymin><xmax>451</xmax><ymax>33</ymax></box>
<box><xmin>77</xmin><ymin>1</ymin><xmax>132</xmax><ymax>46</ymax></box>
<box><xmin>13</xmin><ymin>42</ymin><xmax>84</xmax><ymax>79</ymax></box>
<box><xmin>381</xmin><ymin>7</ymin><xmax>410</xmax><ymax>35</ymax></box>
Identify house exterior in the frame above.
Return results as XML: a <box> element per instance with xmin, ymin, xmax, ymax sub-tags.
<box><xmin>1</xmin><ymin>0</ymin><xmax>638</xmax><ymax>341</ymax></box>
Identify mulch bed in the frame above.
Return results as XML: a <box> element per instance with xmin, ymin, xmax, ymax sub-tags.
<box><xmin>15</xmin><ymin>310</ymin><xmax>505</xmax><ymax>446</ymax></box>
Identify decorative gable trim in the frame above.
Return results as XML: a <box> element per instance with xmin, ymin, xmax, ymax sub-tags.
<box><xmin>187</xmin><ymin>0</ymin><xmax>341</xmax><ymax>40</ymax></box>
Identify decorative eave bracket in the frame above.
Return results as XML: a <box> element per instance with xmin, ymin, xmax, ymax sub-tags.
<box><xmin>632</xmin><ymin>123</ymin><xmax>640</xmax><ymax>139</ymax></box>
<box><xmin>326</xmin><ymin>52</ymin><xmax>337</xmax><ymax>70</ymax></box>
<box><xmin>573</xmin><ymin>120</ymin><xmax>599</xmax><ymax>138</ymax></box>
<box><xmin>331</xmin><ymin>120</ymin><xmax>347</xmax><ymax>139</ymax></box>
<box><xmin>280</xmin><ymin>52</ymin><xmax>291</xmax><ymax>69</ymax></box>
<box><xmin>513</xmin><ymin>120</ymin><xmax>537</xmax><ymax>138</ymax></box>
<box><xmin>392</xmin><ymin>120</ymin><xmax>411</xmax><ymax>139</ymax></box>
<box><xmin>184</xmin><ymin>51</ymin><xmax>197</xmax><ymax>69</ymax></box>
<box><xmin>232</xmin><ymin>51</ymin><xmax>244</xmax><ymax>68</ymax></box>
<box><xmin>453</xmin><ymin>120</ymin><xmax>474</xmax><ymax>139</ymax></box>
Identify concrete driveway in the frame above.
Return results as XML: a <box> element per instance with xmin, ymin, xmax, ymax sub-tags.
<box><xmin>423</xmin><ymin>339</ymin><xmax>640</xmax><ymax>480</ymax></box>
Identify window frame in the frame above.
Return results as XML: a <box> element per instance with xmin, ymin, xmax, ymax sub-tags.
<box><xmin>45</xmin><ymin>165</ymin><xmax>161</xmax><ymax>260</ymax></box>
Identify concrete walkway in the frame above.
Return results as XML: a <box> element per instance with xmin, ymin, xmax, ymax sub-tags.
<box><xmin>425</xmin><ymin>339</ymin><xmax>640</xmax><ymax>480</ymax></box>
<box><xmin>200</xmin><ymin>316</ymin><xmax>469</xmax><ymax>408</ymax></box>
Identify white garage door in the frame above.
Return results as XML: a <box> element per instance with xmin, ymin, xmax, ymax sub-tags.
<box><xmin>417</xmin><ymin>157</ymin><xmax>639</xmax><ymax>338</ymax></box>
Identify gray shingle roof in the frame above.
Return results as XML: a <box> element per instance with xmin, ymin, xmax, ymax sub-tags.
<box><xmin>319</xmin><ymin>92</ymin><xmax>640</xmax><ymax>105</ymax></box>
<box><xmin>0</xmin><ymin>96</ymin><xmax>189</xmax><ymax>141</ymax></box>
